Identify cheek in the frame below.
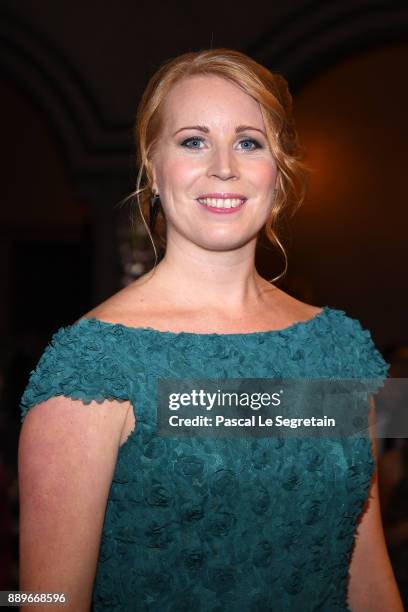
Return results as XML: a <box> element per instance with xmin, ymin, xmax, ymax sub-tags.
<box><xmin>247</xmin><ymin>160</ymin><xmax>278</xmax><ymax>189</ymax></box>
<box><xmin>162</xmin><ymin>157</ymin><xmax>201</xmax><ymax>192</ymax></box>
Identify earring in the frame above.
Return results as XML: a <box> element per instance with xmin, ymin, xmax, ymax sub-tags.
<box><xmin>149</xmin><ymin>191</ymin><xmax>161</xmax><ymax>231</ymax></box>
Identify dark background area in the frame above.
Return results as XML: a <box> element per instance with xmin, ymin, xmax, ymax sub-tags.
<box><xmin>1</xmin><ymin>0</ymin><xmax>407</xmax><ymax>603</ymax></box>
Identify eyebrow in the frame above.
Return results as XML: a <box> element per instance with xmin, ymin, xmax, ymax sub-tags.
<box><xmin>172</xmin><ymin>124</ymin><xmax>267</xmax><ymax>137</ymax></box>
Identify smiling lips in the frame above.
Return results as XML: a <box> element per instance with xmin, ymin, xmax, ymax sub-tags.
<box><xmin>196</xmin><ymin>193</ymin><xmax>247</xmax><ymax>212</ymax></box>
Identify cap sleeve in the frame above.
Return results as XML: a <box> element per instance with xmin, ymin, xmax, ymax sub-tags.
<box><xmin>347</xmin><ymin>315</ymin><xmax>390</xmax><ymax>395</ymax></box>
<box><xmin>19</xmin><ymin>320</ymin><xmax>130</xmax><ymax>422</ymax></box>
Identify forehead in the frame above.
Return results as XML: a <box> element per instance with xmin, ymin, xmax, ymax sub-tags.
<box><xmin>161</xmin><ymin>75</ymin><xmax>264</xmax><ymax>129</ymax></box>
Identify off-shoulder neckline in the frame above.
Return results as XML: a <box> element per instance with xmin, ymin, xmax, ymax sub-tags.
<box><xmin>73</xmin><ymin>305</ymin><xmax>337</xmax><ymax>338</ymax></box>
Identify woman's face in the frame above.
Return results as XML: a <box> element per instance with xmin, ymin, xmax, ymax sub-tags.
<box><xmin>150</xmin><ymin>74</ymin><xmax>278</xmax><ymax>251</ymax></box>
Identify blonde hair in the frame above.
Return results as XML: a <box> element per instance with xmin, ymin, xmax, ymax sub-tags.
<box><xmin>124</xmin><ymin>48</ymin><xmax>310</xmax><ymax>283</ymax></box>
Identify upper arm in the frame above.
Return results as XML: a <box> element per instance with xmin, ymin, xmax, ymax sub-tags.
<box><xmin>347</xmin><ymin>395</ymin><xmax>403</xmax><ymax>611</ymax></box>
<box><xmin>18</xmin><ymin>395</ymin><xmax>130</xmax><ymax>612</ymax></box>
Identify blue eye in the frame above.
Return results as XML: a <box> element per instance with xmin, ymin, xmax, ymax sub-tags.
<box><xmin>180</xmin><ymin>136</ymin><xmax>262</xmax><ymax>150</ymax></box>
<box><xmin>181</xmin><ymin>137</ymin><xmax>205</xmax><ymax>149</ymax></box>
<box><xmin>239</xmin><ymin>138</ymin><xmax>262</xmax><ymax>150</ymax></box>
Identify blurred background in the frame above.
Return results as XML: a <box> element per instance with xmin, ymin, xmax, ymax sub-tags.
<box><xmin>1</xmin><ymin>0</ymin><xmax>407</xmax><ymax>604</ymax></box>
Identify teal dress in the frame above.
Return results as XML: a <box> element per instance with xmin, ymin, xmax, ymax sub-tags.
<box><xmin>20</xmin><ymin>306</ymin><xmax>390</xmax><ymax>612</ymax></box>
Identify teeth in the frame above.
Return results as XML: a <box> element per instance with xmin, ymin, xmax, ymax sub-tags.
<box><xmin>198</xmin><ymin>198</ymin><xmax>245</xmax><ymax>208</ymax></box>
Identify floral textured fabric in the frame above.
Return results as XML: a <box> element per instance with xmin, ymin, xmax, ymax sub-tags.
<box><xmin>20</xmin><ymin>306</ymin><xmax>390</xmax><ymax>612</ymax></box>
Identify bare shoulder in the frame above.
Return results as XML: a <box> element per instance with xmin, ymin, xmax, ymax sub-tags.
<box><xmin>266</xmin><ymin>286</ymin><xmax>323</xmax><ymax>324</ymax></box>
<box><xmin>292</xmin><ymin>298</ymin><xmax>323</xmax><ymax>320</ymax></box>
<box><xmin>79</xmin><ymin>276</ymin><xmax>156</xmax><ymax>326</ymax></box>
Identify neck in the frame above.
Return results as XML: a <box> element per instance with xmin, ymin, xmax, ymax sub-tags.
<box><xmin>142</xmin><ymin>235</ymin><xmax>278</xmax><ymax>317</ymax></box>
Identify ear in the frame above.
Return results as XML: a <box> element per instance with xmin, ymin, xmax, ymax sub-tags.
<box><xmin>147</xmin><ymin>151</ymin><xmax>159</xmax><ymax>194</ymax></box>
<box><xmin>151</xmin><ymin>164</ymin><xmax>157</xmax><ymax>193</ymax></box>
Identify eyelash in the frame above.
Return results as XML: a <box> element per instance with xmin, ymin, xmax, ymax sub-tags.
<box><xmin>180</xmin><ymin>136</ymin><xmax>263</xmax><ymax>151</ymax></box>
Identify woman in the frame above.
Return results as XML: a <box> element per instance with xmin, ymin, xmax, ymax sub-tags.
<box><xmin>18</xmin><ymin>48</ymin><xmax>403</xmax><ymax>611</ymax></box>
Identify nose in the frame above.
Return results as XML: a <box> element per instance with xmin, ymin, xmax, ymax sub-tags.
<box><xmin>207</xmin><ymin>145</ymin><xmax>239</xmax><ymax>180</ymax></box>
